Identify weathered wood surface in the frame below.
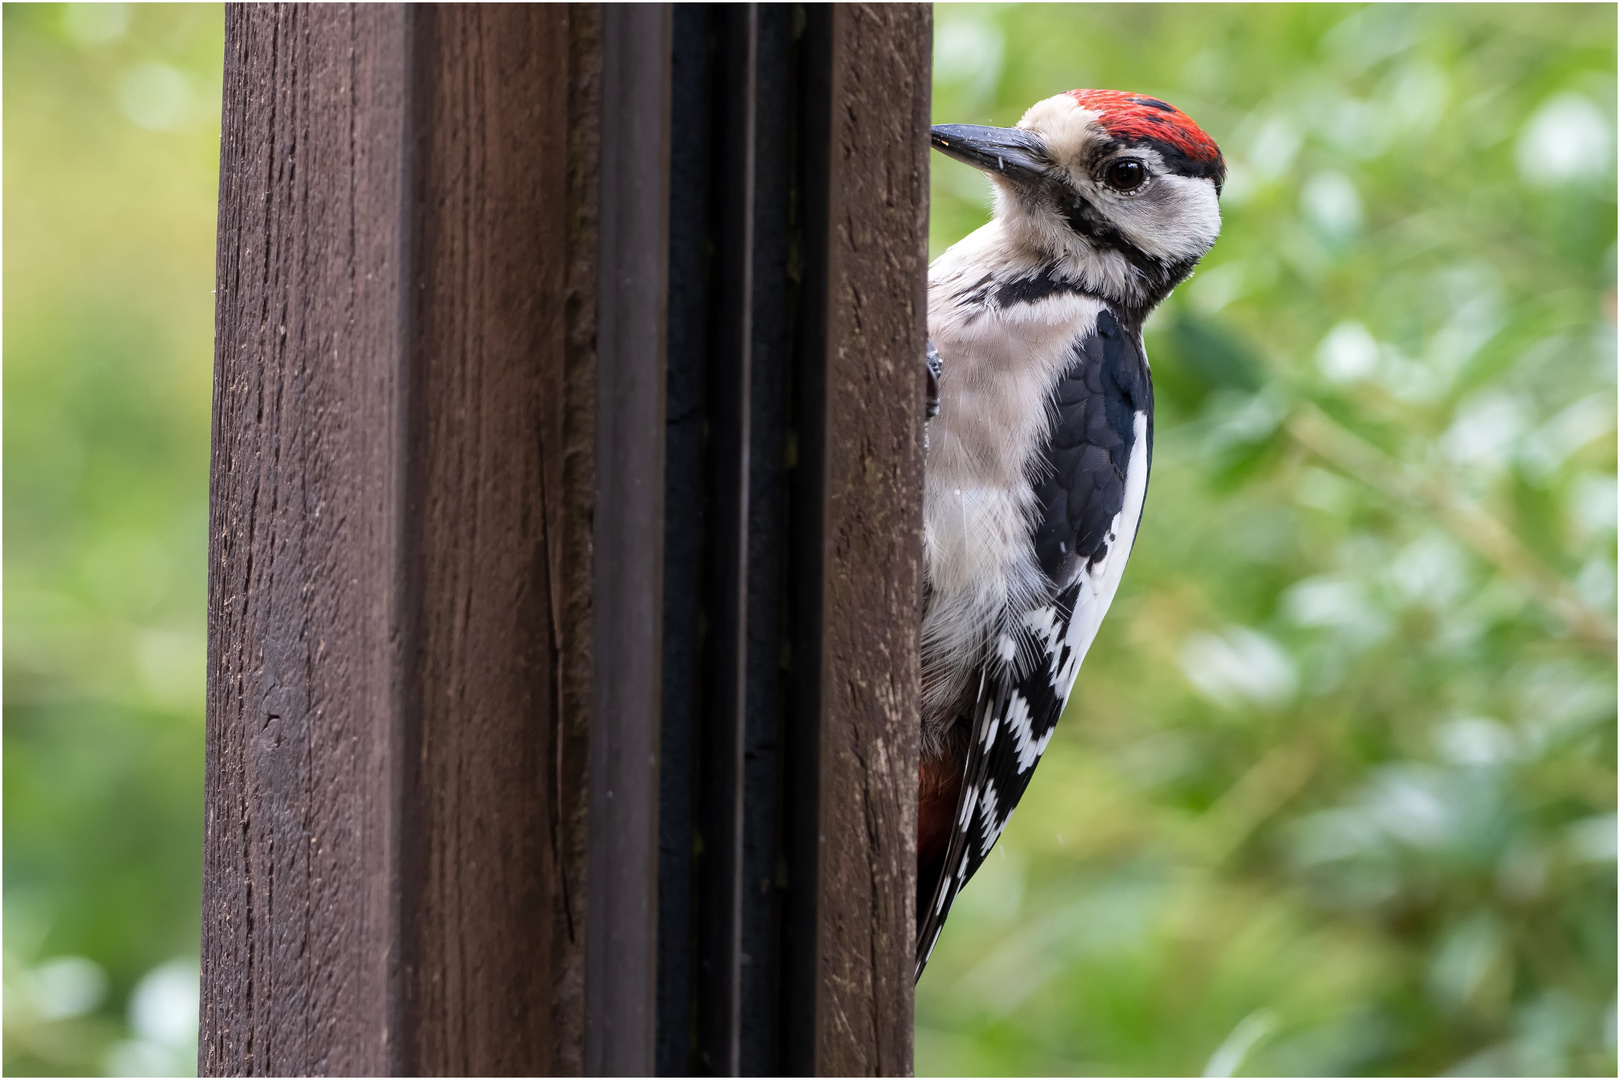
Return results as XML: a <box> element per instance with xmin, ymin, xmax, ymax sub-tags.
<box><xmin>205</xmin><ymin>3</ymin><xmax>929</xmax><ymax>1075</ymax></box>
<box><xmin>814</xmin><ymin>5</ymin><xmax>932</xmax><ymax>1075</ymax></box>
<box><xmin>202</xmin><ymin>5</ymin><xmax>597</xmax><ymax>1074</ymax></box>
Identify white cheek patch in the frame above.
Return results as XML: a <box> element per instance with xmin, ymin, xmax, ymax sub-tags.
<box><xmin>1114</xmin><ymin>173</ymin><xmax>1221</xmax><ymax>263</ymax></box>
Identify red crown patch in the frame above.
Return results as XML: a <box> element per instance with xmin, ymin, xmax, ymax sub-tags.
<box><xmin>1067</xmin><ymin>89</ymin><xmax>1223</xmax><ymax>167</ymax></box>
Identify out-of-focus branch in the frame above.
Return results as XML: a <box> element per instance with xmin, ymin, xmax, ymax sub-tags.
<box><xmin>1197</xmin><ymin>740</ymin><xmax>1318</xmax><ymax>867</ymax></box>
<box><xmin>1286</xmin><ymin>403</ymin><xmax>1616</xmax><ymax>654</ymax></box>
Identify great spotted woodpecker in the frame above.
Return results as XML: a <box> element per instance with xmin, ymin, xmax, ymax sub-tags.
<box><xmin>917</xmin><ymin>90</ymin><xmax>1225</xmax><ymax>978</ymax></box>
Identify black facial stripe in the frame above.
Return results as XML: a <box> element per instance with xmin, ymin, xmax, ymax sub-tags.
<box><xmin>1049</xmin><ymin>183</ymin><xmax>1177</xmax><ymax>289</ymax></box>
<box><xmin>1039</xmin><ymin>175</ymin><xmax>1204</xmax><ymax>310</ymax></box>
<box><xmin>1050</xmin><ymin>184</ymin><xmax>1155</xmax><ymax>271</ymax></box>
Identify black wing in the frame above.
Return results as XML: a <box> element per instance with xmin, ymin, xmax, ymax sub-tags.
<box><xmin>916</xmin><ymin>308</ymin><xmax>1152</xmax><ymax>979</ymax></box>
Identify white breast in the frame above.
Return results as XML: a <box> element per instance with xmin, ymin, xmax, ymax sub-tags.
<box><xmin>921</xmin><ymin>221</ymin><xmax>1108</xmax><ymax>726</ymax></box>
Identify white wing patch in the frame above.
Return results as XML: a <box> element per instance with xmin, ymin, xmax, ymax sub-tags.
<box><xmin>1052</xmin><ymin>410</ymin><xmax>1151</xmax><ymax>696</ymax></box>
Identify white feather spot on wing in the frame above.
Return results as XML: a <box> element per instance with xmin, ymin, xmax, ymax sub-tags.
<box><xmin>1026</xmin><ymin>603</ymin><xmax>1080</xmax><ymax>691</ymax></box>
<box><xmin>1003</xmin><ymin>691</ymin><xmax>1052</xmax><ymax>774</ymax></box>
<box><xmin>981</xmin><ymin>712</ymin><xmax>999</xmax><ymax>749</ymax></box>
<box><xmin>978</xmin><ymin>780</ymin><xmax>1001</xmax><ymax>855</ymax></box>
<box><xmin>1024</xmin><ymin>605</ymin><xmax>1062</xmax><ymax>653</ymax></box>
<box><xmin>958</xmin><ymin>784</ymin><xmax>978</xmax><ymax>827</ymax></box>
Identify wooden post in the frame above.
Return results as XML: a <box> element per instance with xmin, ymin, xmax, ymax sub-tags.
<box><xmin>811</xmin><ymin>8</ymin><xmax>932</xmax><ymax>1072</ymax></box>
<box><xmin>202</xmin><ymin>5</ymin><xmax>597</xmax><ymax>1072</ymax></box>
<box><xmin>648</xmin><ymin>5</ymin><xmax>931</xmax><ymax>1074</ymax></box>
<box><xmin>203</xmin><ymin>4</ymin><xmax>928</xmax><ymax>1074</ymax></box>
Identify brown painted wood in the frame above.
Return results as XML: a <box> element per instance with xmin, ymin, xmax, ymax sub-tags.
<box><xmin>202</xmin><ymin>4</ymin><xmax>598</xmax><ymax>1074</ymax></box>
<box><xmin>207</xmin><ymin>4</ymin><xmax>929</xmax><ymax>1074</ymax></box>
<box><xmin>813</xmin><ymin>5</ymin><xmax>932</xmax><ymax>1076</ymax></box>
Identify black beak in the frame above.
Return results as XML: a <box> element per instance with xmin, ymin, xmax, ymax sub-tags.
<box><xmin>929</xmin><ymin>124</ymin><xmax>1048</xmax><ymax>185</ymax></box>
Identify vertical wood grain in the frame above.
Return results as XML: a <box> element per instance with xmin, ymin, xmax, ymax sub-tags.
<box><xmin>206</xmin><ymin>5</ymin><xmax>929</xmax><ymax>1074</ymax></box>
<box><xmin>814</xmin><ymin>5</ymin><xmax>932</xmax><ymax>1075</ymax></box>
<box><xmin>204</xmin><ymin>9</ymin><xmax>410</xmax><ymax>1071</ymax></box>
<box><xmin>404</xmin><ymin>7</ymin><xmax>598</xmax><ymax>1074</ymax></box>
<box><xmin>202</xmin><ymin>5</ymin><xmax>597</xmax><ymax>1073</ymax></box>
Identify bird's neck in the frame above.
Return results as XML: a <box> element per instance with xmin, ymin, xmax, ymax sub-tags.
<box><xmin>990</xmin><ymin>208</ymin><xmax>1196</xmax><ymax>322</ymax></box>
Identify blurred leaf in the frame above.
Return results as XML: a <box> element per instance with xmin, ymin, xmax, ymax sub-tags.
<box><xmin>1149</xmin><ymin>312</ymin><xmax>1264</xmax><ymax>412</ymax></box>
<box><xmin>5</xmin><ymin>4</ymin><xmax>221</xmax><ymax>1075</ymax></box>
<box><xmin>922</xmin><ymin>4</ymin><xmax>1616</xmax><ymax>1076</ymax></box>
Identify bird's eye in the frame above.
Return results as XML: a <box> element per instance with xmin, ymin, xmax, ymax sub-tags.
<box><xmin>1105</xmin><ymin>158</ymin><xmax>1146</xmax><ymax>191</ymax></box>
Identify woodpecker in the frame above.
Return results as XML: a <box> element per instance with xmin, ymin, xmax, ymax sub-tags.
<box><xmin>917</xmin><ymin>90</ymin><xmax>1225</xmax><ymax>978</ymax></box>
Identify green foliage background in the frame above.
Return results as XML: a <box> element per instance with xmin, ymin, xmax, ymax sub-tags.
<box><xmin>5</xmin><ymin>5</ymin><xmax>220</xmax><ymax>1075</ymax></box>
<box><xmin>920</xmin><ymin>4</ymin><xmax>1616</xmax><ymax>1076</ymax></box>
<box><xmin>1</xmin><ymin>3</ymin><xmax>1613</xmax><ymax>1077</ymax></box>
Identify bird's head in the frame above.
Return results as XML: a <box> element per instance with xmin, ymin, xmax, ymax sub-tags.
<box><xmin>932</xmin><ymin>90</ymin><xmax>1225</xmax><ymax>310</ymax></box>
